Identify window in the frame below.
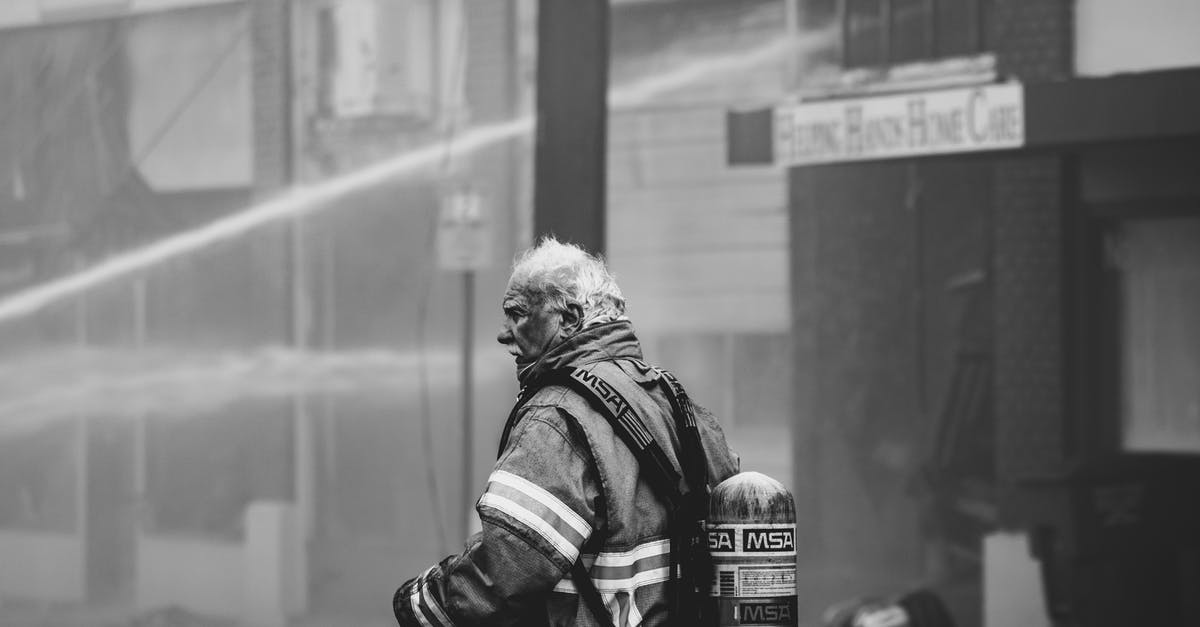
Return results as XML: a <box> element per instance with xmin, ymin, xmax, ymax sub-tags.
<box><xmin>796</xmin><ymin>0</ymin><xmax>841</xmax><ymax>70</ymax></box>
<box><xmin>845</xmin><ymin>0</ymin><xmax>886</xmax><ymax>68</ymax></box>
<box><xmin>314</xmin><ymin>0</ymin><xmax>464</xmax><ymax>122</ymax></box>
<box><xmin>125</xmin><ymin>3</ymin><xmax>252</xmax><ymax>190</ymax></box>
<box><xmin>842</xmin><ymin>0</ymin><xmax>985</xmax><ymax>69</ymax></box>
<box><xmin>1076</xmin><ymin>0</ymin><xmax>1200</xmax><ymax>76</ymax></box>
<box><xmin>890</xmin><ymin>0</ymin><xmax>932</xmax><ymax>63</ymax></box>
<box><xmin>1109</xmin><ymin>218</ymin><xmax>1200</xmax><ymax>453</ymax></box>
<box><xmin>936</xmin><ymin>0</ymin><xmax>980</xmax><ymax>59</ymax></box>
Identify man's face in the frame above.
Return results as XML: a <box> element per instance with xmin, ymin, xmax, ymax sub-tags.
<box><xmin>496</xmin><ymin>283</ymin><xmax>564</xmax><ymax>370</ymax></box>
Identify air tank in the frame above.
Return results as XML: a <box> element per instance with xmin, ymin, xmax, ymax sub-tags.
<box><xmin>708</xmin><ymin>471</ymin><xmax>798</xmax><ymax>626</ymax></box>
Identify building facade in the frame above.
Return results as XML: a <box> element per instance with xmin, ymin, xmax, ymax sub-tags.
<box><xmin>729</xmin><ymin>1</ymin><xmax>1200</xmax><ymax>625</ymax></box>
<box><xmin>606</xmin><ymin>0</ymin><xmax>798</xmax><ymax>498</ymax></box>
<box><xmin>0</xmin><ymin>1</ymin><xmax>526</xmax><ymax>623</ymax></box>
<box><xmin>0</xmin><ymin>0</ymin><xmax>281</xmax><ymax>609</ymax></box>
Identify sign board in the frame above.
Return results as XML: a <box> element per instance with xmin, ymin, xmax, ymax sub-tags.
<box><xmin>774</xmin><ymin>83</ymin><xmax>1024</xmax><ymax>166</ymax></box>
<box><xmin>436</xmin><ymin>189</ymin><xmax>492</xmax><ymax>271</ymax></box>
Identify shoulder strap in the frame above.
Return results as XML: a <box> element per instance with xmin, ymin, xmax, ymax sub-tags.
<box><xmin>644</xmin><ymin>364</ymin><xmax>715</xmax><ymax>616</ymax></box>
<box><xmin>498</xmin><ymin>365</ymin><xmax>709</xmax><ymax>497</ymax></box>
<box><xmin>649</xmin><ymin>365</ymin><xmax>710</xmax><ymax>519</ymax></box>
<box><xmin>549</xmin><ymin>367</ymin><xmax>688</xmax><ymax>508</ymax></box>
<box><xmin>499</xmin><ymin>364</ymin><xmax>711</xmax><ymax>625</ymax></box>
<box><xmin>554</xmin><ymin>364</ymin><xmax>716</xmax><ymax>625</ymax></box>
<box><xmin>571</xmin><ymin>560</ymin><xmax>614</xmax><ymax>625</ymax></box>
<box><xmin>551</xmin><ymin>365</ymin><xmax>687</xmax><ymax>627</ymax></box>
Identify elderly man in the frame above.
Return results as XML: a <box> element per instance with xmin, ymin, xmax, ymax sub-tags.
<box><xmin>393</xmin><ymin>237</ymin><xmax>739</xmax><ymax>626</ymax></box>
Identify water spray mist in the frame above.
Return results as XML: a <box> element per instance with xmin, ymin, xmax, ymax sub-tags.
<box><xmin>0</xmin><ymin>30</ymin><xmax>835</xmax><ymax>326</ymax></box>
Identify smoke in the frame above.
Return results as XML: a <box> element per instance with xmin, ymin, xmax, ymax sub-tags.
<box><xmin>0</xmin><ymin>26</ymin><xmax>844</xmax><ymax>437</ymax></box>
<box><xmin>0</xmin><ymin>346</ymin><xmax>457</xmax><ymax>437</ymax></box>
<box><xmin>0</xmin><ymin>27</ymin><xmax>841</xmax><ymax>327</ymax></box>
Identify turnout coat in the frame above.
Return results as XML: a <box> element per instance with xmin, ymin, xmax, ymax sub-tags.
<box><xmin>394</xmin><ymin>320</ymin><xmax>739</xmax><ymax>626</ymax></box>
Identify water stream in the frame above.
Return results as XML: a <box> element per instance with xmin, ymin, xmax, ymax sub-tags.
<box><xmin>0</xmin><ymin>32</ymin><xmax>833</xmax><ymax>325</ymax></box>
<box><xmin>0</xmin><ymin>346</ymin><xmax>457</xmax><ymax>437</ymax></box>
<box><xmin>0</xmin><ymin>31</ymin><xmax>836</xmax><ymax>436</ymax></box>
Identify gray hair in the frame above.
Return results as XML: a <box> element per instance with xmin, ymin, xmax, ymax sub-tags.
<box><xmin>508</xmin><ymin>236</ymin><xmax>626</xmax><ymax>326</ymax></box>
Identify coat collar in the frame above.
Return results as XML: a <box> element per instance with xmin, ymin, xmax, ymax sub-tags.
<box><xmin>517</xmin><ymin>319</ymin><xmax>643</xmax><ymax>389</ymax></box>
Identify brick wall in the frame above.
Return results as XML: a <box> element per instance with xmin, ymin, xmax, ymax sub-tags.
<box><xmin>989</xmin><ymin>0</ymin><xmax>1073</xmax><ymax>80</ymax></box>
<box><xmin>992</xmin><ymin>156</ymin><xmax>1069</xmax><ymax>481</ymax></box>
<box><xmin>989</xmin><ymin>1</ymin><xmax>1074</xmax><ymax>481</ymax></box>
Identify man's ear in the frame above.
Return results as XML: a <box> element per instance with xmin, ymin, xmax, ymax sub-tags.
<box><xmin>560</xmin><ymin>303</ymin><xmax>584</xmax><ymax>334</ymax></box>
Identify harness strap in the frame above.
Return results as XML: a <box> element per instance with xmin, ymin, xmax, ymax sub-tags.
<box><xmin>571</xmin><ymin>559</ymin><xmax>614</xmax><ymax>625</ymax></box>
<box><xmin>645</xmin><ymin>363</ymin><xmax>715</xmax><ymax>611</ymax></box>
<box><xmin>497</xmin><ymin>363</ymin><xmax>711</xmax><ymax>626</ymax></box>
<box><xmin>554</xmin><ymin>368</ymin><xmax>686</xmax><ymax>506</ymax></box>
<box><xmin>650</xmin><ymin>365</ymin><xmax>710</xmax><ymax>519</ymax></box>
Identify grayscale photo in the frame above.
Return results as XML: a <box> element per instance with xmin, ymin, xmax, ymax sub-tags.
<box><xmin>0</xmin><ymin>1</ymin><xmax>1197</xmax><ymax>626</ymax></box>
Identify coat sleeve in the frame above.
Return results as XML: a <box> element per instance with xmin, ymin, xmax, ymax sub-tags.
<box><xmin>694</xmin><ymin>403</ymin><xmax>741</xmax><ymax>485</ymax></box>
<box><xmin>394</xmin><ymin>405</ymin><xmax>601</xmax><ymax>626</ymax></box>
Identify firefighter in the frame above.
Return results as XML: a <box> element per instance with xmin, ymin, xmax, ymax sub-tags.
<box><xmin>393</xmin><ymin>236</ymin><xmax>739</xmax><ymax>626</ymax></box>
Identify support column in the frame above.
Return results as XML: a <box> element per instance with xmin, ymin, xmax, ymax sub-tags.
<box><xmin>533</xmin><ymin>0</ymin><xmax>609</xmax><ymax>254</ymax></box>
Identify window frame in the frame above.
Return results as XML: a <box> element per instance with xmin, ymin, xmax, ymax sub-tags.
<box><xmin>838</xmin><ymin>0</ymin><xmax>985</xmax><ymax>70</ymax></box>
<box><xmin>1086</xmin><ymin>201</ymin><xmax>1200</xmax><ymax>459</ymax></box>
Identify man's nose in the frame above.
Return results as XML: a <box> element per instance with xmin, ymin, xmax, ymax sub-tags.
<box><xmin>497</xmin><ymin>325</ymin><xmax>512</xmax><ymax>345</ymax></box>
